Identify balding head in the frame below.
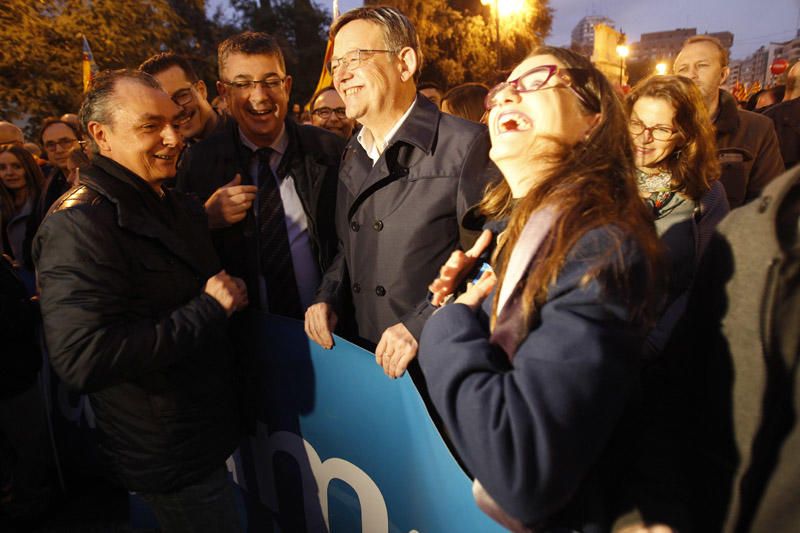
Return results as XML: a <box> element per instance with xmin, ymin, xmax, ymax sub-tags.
<box><xmin>785</xmin><ymin>61</ymin><xmax>800</xmax><ymax>101</ymax></box>
<box><xmin>60</xmin><ymin>113</ymin><xmax>82</xmax><ymax>131</ymax></box>
<box><xmin>0</xmin><ymin>121</ymin><xmax>24</xmax><ymax>147</ymax></box>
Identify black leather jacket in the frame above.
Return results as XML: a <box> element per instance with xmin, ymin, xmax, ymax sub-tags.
<box><xmin>33</xmin><ymin>156</ymin><xmax>241</xmax><ymax>493</ymax></box>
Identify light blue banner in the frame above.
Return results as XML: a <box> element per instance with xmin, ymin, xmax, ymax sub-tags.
<box><xmin>227</xmin><ymin>312</ymin><xmax>505</xmax><ymax>533</ymax></box>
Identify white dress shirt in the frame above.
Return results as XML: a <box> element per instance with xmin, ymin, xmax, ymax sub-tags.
<box><xmin>357</xmin><ymin>97</ymin><xmax>418</xmax><ymax>165</ymax></box>
<box><xmin>240</xmin><ymin>125</ymin><xmax>320</xmax><ymax>311</ymax></box>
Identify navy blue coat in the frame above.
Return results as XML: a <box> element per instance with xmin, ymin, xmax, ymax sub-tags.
<box><xmin>418</xmin><ymin>227</ymin><xmax>651</xmax><ymax>531</ymax></box>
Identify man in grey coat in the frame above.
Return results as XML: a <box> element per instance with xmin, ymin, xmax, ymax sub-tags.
<box><xmin>304</xmin><ymin>6</ymin><xmax>493</xmax><ymax>379</ymax></box>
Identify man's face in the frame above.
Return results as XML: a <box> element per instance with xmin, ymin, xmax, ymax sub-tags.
<box><xmin>152</xmin><ymin>65</ymin><xmax>210</xmax><ymax>141</ymax></box>
<box><xmin>420</xmin><ymin>87</ymin><xmax>442</xmax><ymax>108</ymax></box>
<box><xmin>90</xmin><ymin>80</ymin><xmax>184</xmax><ymax>187</ymax></box>
<box><xmin>0</xmin><ymin>123</ymin><xmax>24</xmax><ymax>148</ymax></box>
<box><xmin>332</xmin><ymin>20</ymin><xmax>403</xmax><ymax>125</ymax></box>
<box><xmin>674</xmin><ymin>42</ymin><xmax>729</xmax><ymax>107</ymax></box>
<box><xmin>42</xmin><ymin>122</ymin><xmax>79</xmax><ymax>171</ymax></box>
<box><xmin>311</xmin><ymin>89</ymin><xmax>355</xmax><ymax>138</ymax></box>
<box><xmin>218</xmin><ymin>53</ymin><xmax>291</xmax><ymax>147</ymax></box>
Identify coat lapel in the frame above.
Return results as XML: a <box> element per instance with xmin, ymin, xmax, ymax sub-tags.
<box><xmin>343</xmin><ymin>95</ymin><xmax>441</xmax><ymax>219</ymax></box>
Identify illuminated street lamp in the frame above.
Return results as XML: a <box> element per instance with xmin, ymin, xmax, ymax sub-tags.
<box><xmin>615</xmin><ymin>35</ymin><xmax>629</xmax><ymax>87</ymax></box>
<box><xmin>481</xmin><ymin>0</ymin><xmax>527</xmax><ymax>70</ymax></box>
<box><xmin>655</xmin><ymin>62</ymin><xmax>668</xmax><ymax>75</ymax></box>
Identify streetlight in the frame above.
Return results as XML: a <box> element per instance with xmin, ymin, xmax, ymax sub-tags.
<box><xmin>655</xmin><ymin>62</ymin><xmax>667</xmax><ymax>75</ymax></box>
<box><xmin>481</xmin><ymin>0</ymin><xmax>527</xmax><ymax>70</ymax></box>
<box><xmin>616</xmin><ymin>35</ymin><xmax>629</xmax><ymax>87</ymax></box>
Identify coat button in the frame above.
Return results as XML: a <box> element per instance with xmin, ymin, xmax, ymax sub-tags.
<box><xmin>350</xmin><ymin>220</ymin><xmax>360</xmax><ymax>232</ymax></box>
<box><xmin>353</xmin><ymin>283</ymin><xmax>361</xmax><ymax>293</ymax></box>
<box><xmin>375</xmin><ymin>285</ymin><xmax>386</xmax><ymax>296</ymax></box>
<box><xmin>373</xmin><ymin>220</ymin><xmax>383</xmax><ymax>231</ymax></box>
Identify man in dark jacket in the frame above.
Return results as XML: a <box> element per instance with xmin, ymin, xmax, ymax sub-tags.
<box><xmin>764</xmin><ymin>61</ymin><xmax>800</xmax><ymax>170</ymax></box>
<box><xmin>304</xmin><ymin>6</ymin><xmax>493</xmax><ymax>379</ymax></box>
<box><xmin>674</xmin><ymin>35</ymin><xmax>784</xmax><ymax>208</ymax></box>
<box><xmin>177</xmin><ymin>32</ymin><xmax>345</xmax><ymax>319</ymax></box>
<box><xmin>33</xmin><ymin>69</ymin><xmax>248</xmax><ymax>532</ymax></box>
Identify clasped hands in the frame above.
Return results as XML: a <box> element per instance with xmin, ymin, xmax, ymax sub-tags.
<box><xmin>304</xmin><ymin>230</ymin><xmax>496</xmax><ymax>378</ymax></box>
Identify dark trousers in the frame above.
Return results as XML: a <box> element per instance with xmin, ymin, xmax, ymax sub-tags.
<box><xmin>140</xmin><ymin>466</ymin><xmax>242</xmax><ymax>533</ymax></box>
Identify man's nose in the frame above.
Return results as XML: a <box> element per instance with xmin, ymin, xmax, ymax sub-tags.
<box><xmin>162</xmin><ymin>124</ymin><xmax>181</xmax><ymax>147</ymax></box>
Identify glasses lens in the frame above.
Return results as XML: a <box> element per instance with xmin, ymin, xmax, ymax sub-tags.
<box><xmin>334</xmin><ymin>108</ymin><xmax>347</xmax><ymax>118</ymax></box>
<box><xmin>173</xmin><ymin>89</ymin><xmax>193</xmax><ymax>106</ymax></box>
<box><xmin>45</xmin><ymin>139</ymin><xmax>76</xmax><ymax>151</ymax></box>
<box><xmin>518</xmin><ymin>66</ymin><xmax>554</xmax><ymax>91</ymax></box>
<box><xmin>313</xmin><ymin>108</ymin><xmax>331</xmax><ymax>119</ymax></box>
<box><xmin>629</xmin><ymin>121</ymin><xmax>645</xmax><ymax>135</ymax></box>
<box><xmin>651</xmin><ymin>128</ymin><xmax>674</xmax><ymax>141</ymax></box>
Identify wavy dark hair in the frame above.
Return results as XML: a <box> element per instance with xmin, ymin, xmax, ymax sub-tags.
<box><xmin>0</xmin><ymin>145</ymin><xmax>44</xmax><ymax>220</ymax></box>
<box><xmin>479</xmin><ymin>46</ymin><xmax>661</xmax><ymax>331</ymax></box>
<box><xmin>441</xmin><ymin>82</ymin><xmax>489</xmax><ymax>123</ymax></box>
<box><xmin>626</xmin><ymin>75</ymin><xmax>720</xmax><ymax>201</ymax></box>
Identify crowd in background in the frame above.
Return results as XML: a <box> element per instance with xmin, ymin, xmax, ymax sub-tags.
<box><xmin>1</xmin><ymin>5</ymin><xmax>799</xmax><ymax>533</ymax></box>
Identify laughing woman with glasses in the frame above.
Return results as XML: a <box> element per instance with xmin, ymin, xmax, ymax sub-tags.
<box><xmin>418</xmin><ymin>47</ymin><xmax>662</xmax><ymax>531</ymax></box>
<box><xmin>626</xmin><ymin>75</ymin><xmax>728</xmax><ymax>358</ymax></box>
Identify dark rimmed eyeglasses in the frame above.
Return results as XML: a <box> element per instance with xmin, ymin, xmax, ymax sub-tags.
<box><xmin>44</xmin><ymin>138</ymin><xmax>79</xmax><ymax>152</ymax></box>
<box><xmin>485</xmin><ymin>64</ymin><xmax>592</xmax><ymax>110</ymax></box>
<box><xmin>312</xmin><ymin>107</ymin><xmax>347</xmax><ymax>119</ymax></box>
<box><xmin>171</xmin><ymin>86</ymin><xmax>196</xmax><ymax>107</ymax></box>
<box><xmin>628</xmin><ymin>119</ymin><xmax>678</xmax><ymax>141</ymax></box>
<box><xmin>221</xmin><ymin>77</ymin><xmax>286</xmax><ymax>92</ymax></box>
<box><xmin>326</xmin><ymin>49</ymin><xmax>397</xmax><ymax>76</ymax></box>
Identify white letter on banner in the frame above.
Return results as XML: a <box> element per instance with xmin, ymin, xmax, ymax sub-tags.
<box><xmin>302</xmin><ymin>440</ymin><xmax>389</xmax><ymax>533</ymax></box>
<box><xmin>252</xmin><ymin>425</ymin><xmax>389</xmax><ymax>532</ymax></box>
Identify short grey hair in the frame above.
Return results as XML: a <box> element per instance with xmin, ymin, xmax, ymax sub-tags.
<box><xmin>79</xmin><ymin>69</ymin><xmax>161</xmax><ymax>154</ymax></box>
<box><xmin>330</xmin><ymin>6</ymin><xmax>423</xmax><ymax>82</ymax></box>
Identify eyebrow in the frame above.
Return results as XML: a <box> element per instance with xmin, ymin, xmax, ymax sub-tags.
<box><xmin>139</xmin><ymin>113</ymin><xmax>167</xmax><ymax>122</ymax></box>
<box><xmin>231</xmin><ymin>73</ymin><xmax>281</xmax><ymax>79</ymax></box>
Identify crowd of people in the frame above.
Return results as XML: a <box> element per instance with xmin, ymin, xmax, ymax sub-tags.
<box><xmin>1</xmin><ymin>5</ymin><xmax>798</xmax><ymax>533</ymax></box>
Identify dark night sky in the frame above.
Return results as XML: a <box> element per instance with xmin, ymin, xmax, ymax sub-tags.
<box><xmin>210</xmin><ymin>0</ymin><xmax>800</xmax><ymax>60</ymax></box>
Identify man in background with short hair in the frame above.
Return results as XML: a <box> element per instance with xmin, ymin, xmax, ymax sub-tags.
<box><xmin>674</xmin><ymin>35</ymin><xmax>784</xmax><ymax>207</ymax></box>
<box><xmin>417</xmin><ymin>81</ymin><xmax>443</xmax><ymax>108</ymax></box>
<box><xmin>38</xmin><ymin>118</ymin><xmax>84</xmax><ymax>216</ymax></box>
<box><xmin>0</xmin><ymin>122</ymin><xmax>24</xmax><ymax>148</ymax></box>
<box><xmin>139</xmin><ymin>52</ymin><xmax>224</xmax><ymax>144</ymax></box>
<box><xmin>310</xmin><ymin>85</ymin><xmax>355</xmax><ymax>139</ymax></box>
<box><xmin>764</xmin><ymin>61</ymin><xmax>800</xmax><ymax>169</ymax></box>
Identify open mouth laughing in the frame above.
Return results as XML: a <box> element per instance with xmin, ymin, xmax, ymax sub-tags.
<box><xmin>496</xmin><ymin>111</ymin><xmax>532</xmax><ymax>134</ymax></box>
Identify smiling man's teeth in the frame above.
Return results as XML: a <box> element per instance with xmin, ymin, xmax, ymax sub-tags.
<box><xmin>344</xmin><ymin>87</ymin><xmax>360</xmax><ymax>96</ymax></box>
<box><xmin>154</xmin><ymin>154</ymin><xmax>173</xmax><ymax>160</ymax></box>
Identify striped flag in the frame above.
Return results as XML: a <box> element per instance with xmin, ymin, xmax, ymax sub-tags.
<box><xmin>82</xmin><ymin>35</ymin><xmax>98</xmax><ymax>93</ymax></box>
<box><xmin>308</xmin><ymin>0</ymin><xmax>339</xmax><ymax>109</ymax></box>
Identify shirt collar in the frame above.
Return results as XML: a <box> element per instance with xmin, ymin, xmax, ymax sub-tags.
<box><xmin>357</xmin><ymin>97</ymin><xmax>417</xmax><ymax>164</ymax></box>
<box><xmin>239</xmin><ymin>123</ymin><xmax>288</xmax><ymax>159</ymax></box>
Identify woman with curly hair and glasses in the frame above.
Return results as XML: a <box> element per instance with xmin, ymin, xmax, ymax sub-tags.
<box><xmin>419</xmin><ymin>46</ymin><xmax>663</xmax><ymax>532</ymax></box>
<box><xmin>626</xmin><ymin>75</ymin><xmax>728</xmax><ymax>357</ymax></box>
